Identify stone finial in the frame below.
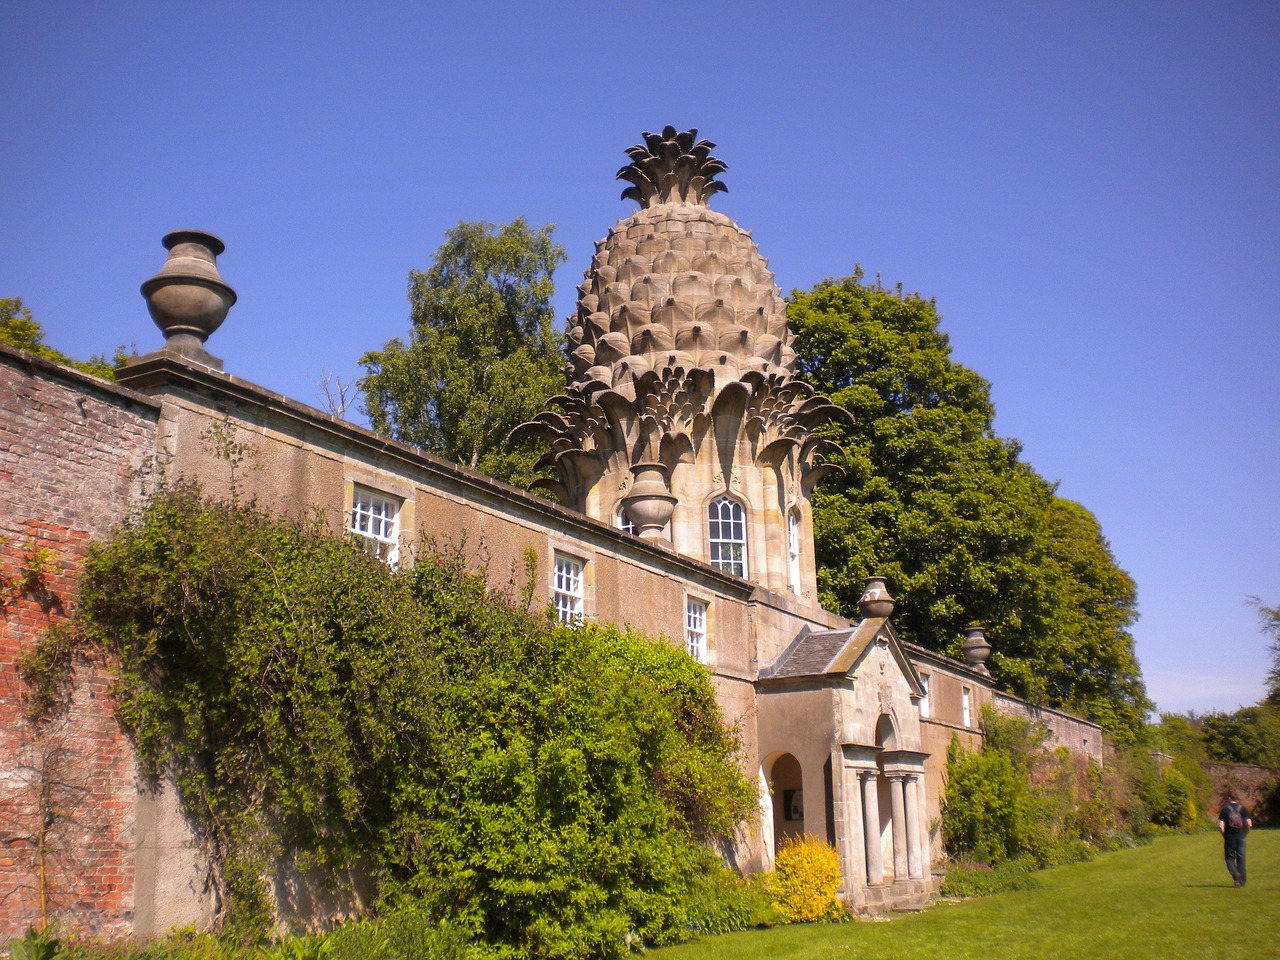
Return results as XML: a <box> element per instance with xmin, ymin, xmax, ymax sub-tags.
<box><xmin>620</xmin><ymin>462</ymin><xmax>677</xmax><ymax>545</ymax></box>
<box><xmin>617</xmin><ymin>126</ymin><xmax>728</xmax><ymax>207</ymax></box>
<box><xmin>961</xmin><ymin>624</ymin><xmax>992</xmax><ymax>676</ymax></box>
<box><xmin>857</xmin><ymin>575</ymin><xmax>895</xmax><ymax>619</ymax></box>
<box><xmin>140</xmin><ymin>230</ymin><xmax>236</xmax><ymax>369</ymax></box>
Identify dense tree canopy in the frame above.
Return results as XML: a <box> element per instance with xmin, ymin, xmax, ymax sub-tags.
<box><xmin>0</xmin><ymin>296</ymin><xmax>130</xmax><ymax>379</ymax></box>
<box><xmin>360</xmin><ymin>220</ymin><xmax>567</xmax><ymax>487</ymax></box>
<box><xmin>788</xmin><ymin>271</ymin><xmax>1148</xmax><ymax>739</ymax></box>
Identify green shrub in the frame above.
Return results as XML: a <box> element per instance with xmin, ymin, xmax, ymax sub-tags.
<box><xmin>325</xmin><ymin>908</ymin><xmax>473</xmax><ymax>960</ymax></box>
<box><xmin>767</xmin><ymin>837</ymin><xmax>845</xmax><ymax>924</ymax></box>
<box><xmin>60</xmin><ymin>484</ymin><xmax>754</xmax><ymax>960</ymax></box>
<box><xmin>939</xmin><ymin>856</ymin><xmax>1039</xmax><ymax>898</ymax></box>
<box><xmin>941</xmin><ymin>738</ymin><xmax>1036</xmax><ymax>864</ymax></box>
<box><xmin>683</xmin><ymin>864</ymin><xmax>782</xmax><ymax>935</ymax></box>
<box><xmin>8</xmin><ymin>927</ymin><xmax>63</xmax><ymax>960</ymax></box>
<box><xmin>942</xmin><ymin>711</ymin><xmax>1120</xmax><ymax>869</ymax></box>
<box><xmin>53</xmin><ymin>927</ymin><xmax>244</xmax><ymax>959</ymax></box>
<box><xmin>1142</xmin><ymin>767</ymin><xmax>1198</xmax><ymax>830</ymax></box>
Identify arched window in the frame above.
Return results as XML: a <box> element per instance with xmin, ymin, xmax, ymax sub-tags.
<box><xmin>708</xmin><ymin>496</ymin><xmax>748</xmax><ymax>578</ymax></box>
<box><xmin>787</xmin><ymin>508</ymin><xmax>801</xmax><ymax>595</ymax></box>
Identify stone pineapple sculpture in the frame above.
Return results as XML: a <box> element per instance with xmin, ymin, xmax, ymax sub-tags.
<box><xmin>516</xmin><ymin>128</ymin><xmax>846</xmax><ymax>580</ymax></box>
<box><xmin>564</xmin><ymin>126</ymin><xmax>796</xmax><ymax>397</ymax></box>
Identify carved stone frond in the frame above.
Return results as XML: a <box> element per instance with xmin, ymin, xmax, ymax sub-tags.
<box><xmin>617</xmin><ymin>125</ymin><xmax>729</xmax><ymax>208</ymax></box>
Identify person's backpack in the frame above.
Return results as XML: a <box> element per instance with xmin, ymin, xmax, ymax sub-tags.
<box><xmin>1225</xmin><ymin>804</ymin><xmax>1245</xmax><ymax>830</ymax></box>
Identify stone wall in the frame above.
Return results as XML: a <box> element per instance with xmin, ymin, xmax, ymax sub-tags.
<box><xmin>992</xmin><ymin>692</ymin><xmax>1105</xmax><ymax>762</ymax></box>
<box><xmin>0</xmin><ymin>346</ymin><xmax>159</xmax><ymax>939</ymax></box>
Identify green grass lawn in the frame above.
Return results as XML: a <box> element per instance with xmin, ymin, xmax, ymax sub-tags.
<box><xmin>660</xmin><ymin>830</ymin><xmax>1279</xmax><ymax>960</ymax></box>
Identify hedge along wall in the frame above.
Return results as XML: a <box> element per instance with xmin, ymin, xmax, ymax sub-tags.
<box><xmin>0</xmin><ymin>345</ymin><xmax>159</xmax><ymax>939</ymax></box>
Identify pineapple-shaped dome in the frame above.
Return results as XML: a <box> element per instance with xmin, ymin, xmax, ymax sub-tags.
<box><xmin>565</xmin><ymin>127</ymin><xmax>796</xmax><ymax>399</ymax></box>
<box><xmin>515</xmin><ymin>128</ymin><xmax>847</xmax><ymax>548</ymax></box>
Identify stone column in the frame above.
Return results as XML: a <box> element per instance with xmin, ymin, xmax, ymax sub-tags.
<box><xmin>916</xmin><ymin>769</ymin><xmax>932</xmax><ymax>877</ymax></box>
<box><xmin>829</xmin><ymin>749</ymin><xmax>851</xmax><ymax>899</ymax></box>
<box><xmin>889</xmin><ymin>774</ymin><xmax>908</xmax><ymax>882</ymax></box>
<box><xmin>904</xmin><ymin>775</ymin><xmax>923</xmax><ymax>879</ymax></box>
<box><xmin>861</xmin><ymin>771</ymin><xmax>883</xmax><ymax>885</ymax></box>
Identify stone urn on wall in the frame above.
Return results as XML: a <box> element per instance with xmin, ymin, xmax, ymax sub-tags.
<box><xmin>857</xmin><ymin>575</ymin><xmax>895</xmax><ymax>619</ymax></box>
<box><xmin>139</xmin><ymin>230</ymin><xmax>236</xmax><ymax>369</ymax></box>
<box><xmin>961</xmin><ymin>624</ymin><xmax>992</xmax><ymax>676</ymax></box>
<box><xmin>620</xmin><ymin>462</ymin><xmax>677</xmax><ymax>543</ymax></box>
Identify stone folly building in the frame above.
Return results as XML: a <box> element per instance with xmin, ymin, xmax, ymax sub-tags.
<box><xmin>0</xmin><ymin>128</ymin><xmax>1102</xmax><ymax>938</ymax></box>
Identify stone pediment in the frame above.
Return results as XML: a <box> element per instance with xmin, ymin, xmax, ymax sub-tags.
<box><xmin>761</xmin><ymin>618</ymin><xmax>924</xmax><ymax>699</ymax></box>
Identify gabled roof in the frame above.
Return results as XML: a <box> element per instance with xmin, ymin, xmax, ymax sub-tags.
<box><xmin>761</xmin><ymin>618</ymin><xmax>924</xmax><ymax>698</ymax></box>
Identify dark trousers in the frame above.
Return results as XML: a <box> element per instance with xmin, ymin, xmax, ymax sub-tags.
<box><xmin>1224</xmin><ymin>831</ymin><xmax>1247</xmax><ymax>885</ymax></box>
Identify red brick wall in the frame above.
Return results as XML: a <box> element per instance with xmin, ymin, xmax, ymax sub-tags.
<box><xmin>1203</xmin><ymin>762</ymin><xmax>1278</xmax><ymax>825</ymax></box>
<box><xmin>0</xmin><ymin>347</ymin><xmax>158</xmax><ymax>939</ymax></box>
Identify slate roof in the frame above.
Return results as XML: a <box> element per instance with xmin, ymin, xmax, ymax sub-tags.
<box><xmin>762</xmin><ymin>618</ymin><xmax>924</xmax><ymax>698</ymax></box>
<box><xmin>764</xmin><ymin>618</ymin><xmax>885</xmax><ymax>680</ymax></box>
<box><xmin>767</xmin><ymin>627</ymin><xmax>853</xmax><ymax>679</ymax></box>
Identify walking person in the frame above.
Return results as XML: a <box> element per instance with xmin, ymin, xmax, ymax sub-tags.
<box><xmin>1217</xmin><ymin>790</ymin><xmax>1252</xmax><ymax>887</ymax></box>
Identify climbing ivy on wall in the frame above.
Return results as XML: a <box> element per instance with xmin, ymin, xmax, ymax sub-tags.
<box><xmin>48</xmin><ymin>482</ymin><xmax>754</xmax><ymax>956</ymax></box>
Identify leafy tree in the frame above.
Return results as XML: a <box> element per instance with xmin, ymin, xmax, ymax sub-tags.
<box><xmin>1200</xmin><ymin>707</ymin><xmax>1280</xmax><ymax>768</ymax></box>
<box><xmin>360</xmin><ymin>220</ymin><xmax>567</xmax><ymax>487</ymax></box>
<box><xmin>788</xmin><ymin>272</ymin><xmax>1148</xmax><ymax>739</ymax></box>
<box><xmin>1</xmin><ymin>296</ymin><xmax>131</xmax><ymax>379</ymax></box>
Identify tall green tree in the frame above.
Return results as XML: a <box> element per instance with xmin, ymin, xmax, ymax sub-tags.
<box><xmin>0</xmin><ymin>297</ymin><xmax>130</xmax><ymax>379</ymax></box>
<box><xmin>360</xmin><ymin>219</ymin><xmax>567</xmax><ymax>487</ymax></box>
<box><xmin>788</xmin><ymin>271</ymin><xmax>1147</xmax><ymax>739</ymax></box>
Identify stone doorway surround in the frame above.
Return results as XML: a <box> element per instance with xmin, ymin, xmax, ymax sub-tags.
<box><xmin>756</xmin><ymin>599</ymin><xmax>936</xmax><ymax>912</ymax></box>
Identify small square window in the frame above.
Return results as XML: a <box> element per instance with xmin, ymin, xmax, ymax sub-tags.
<box><xmin>553</xmin><ymin>553</ymin><xmax>585</xmax><ymax>625</ymax></box>
<box><xmin>686</xmin><ymin>597</ymin><xmax>708</xmax><ymax>663</ymax></box>
<box><xmin>351</xmin><ymin>486</ymin><xmax>400</xmax><ymax>567</ymax></box>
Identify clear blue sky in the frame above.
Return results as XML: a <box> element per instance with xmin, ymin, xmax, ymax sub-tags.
<box><xmin>3</xmin><ymin>1</ymin><xmax>1276</xmax><ymax>715</ymax></box>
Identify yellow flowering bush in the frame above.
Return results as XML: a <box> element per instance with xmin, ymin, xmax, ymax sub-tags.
<box><xmin>769</xmin><ymin>835</ymin><xmax>845</xmax><ymax>922</ymax></box>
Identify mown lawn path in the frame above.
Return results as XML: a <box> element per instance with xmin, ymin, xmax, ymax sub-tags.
<box><xmin>660</xmin><ymin>830</ymin><xmax>1278</xmax><ymax>960</ymax></box>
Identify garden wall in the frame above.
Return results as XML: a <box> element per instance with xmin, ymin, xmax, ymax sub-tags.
<box><xmin>0</xmin><ymin>345</ymin><xmax>159</xmax><ymax>939</ymax></box>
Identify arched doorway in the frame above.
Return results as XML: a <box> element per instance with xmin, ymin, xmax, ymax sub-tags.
<box><xmin>766</xmin><ymin>752</ymin><xmax>805</xmax><ymax>851</ymax></box>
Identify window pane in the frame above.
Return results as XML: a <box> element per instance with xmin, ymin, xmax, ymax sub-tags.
<box><xmin>351</xmin><ymin>487</ymin><xmax>400</xmax><ymax>567</ymax></box>
<box><xmin>787</xmin><ymin>510</ymin><xmax>801</xmax><ymax>595</ymax></box>
<box><xmin>686</xmin><ymin>598</ymin><xmax>707</xmax><ymax>663</ymax></box>
<box><xmin>708</xmin><ymin>497</ymin><xmax>747</xmax><ymax>578</ymax></box>
<box><xmin>553</xmin><ymin>554</ymin><xmax>584</xmax><ymax>625</ymax></box>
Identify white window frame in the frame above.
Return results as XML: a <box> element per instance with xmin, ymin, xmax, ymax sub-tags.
<box><xmin>351</xmin><ymin>486</ymin><xmax>401</xmax><ymax>567</ymax></box>
<box><xmin>686</xmin><ymin>596</ymin><xmax>709</xmax><ymax>663</ymax></box>
<box><xmin>919</xmin><ymin>674</ymin><xmax>931</xmax><ymax>719</ymax></box>
<box><xmin>552</xmin><ymin>552</ymin><xmax>585</xmax><ymax>625</ymax></box>
<box><xmin>616</xmin><ymin>504</ymin><xmax>637</xmax><ymax>536</ymax></box>
<box><xmin>708</xmin><ymin>496</ymin><xmax>748</xmax><ymax>579</ymax></box>
<box><xmin>787</xmin><ymin>508</ymin><xmax>802</xmax><ymax>595</ymax></box>
<box><xmin>962</xmin><ymin>687</ymin><xmax>972</xmax><ymax>727</ymax></box>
